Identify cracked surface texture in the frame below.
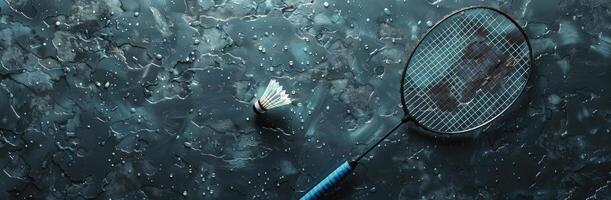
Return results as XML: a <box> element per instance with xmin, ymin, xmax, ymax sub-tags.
<box><xmin>1</xmin><ymin>0</ymin><xmax>610</xmax><ymax>199</ymax></box>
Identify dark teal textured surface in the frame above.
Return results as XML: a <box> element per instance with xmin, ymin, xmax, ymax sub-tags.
<box><xmin>0</xmin><ymin>0</ymin><xmax>609</xmax><ymax>199</ymax></box>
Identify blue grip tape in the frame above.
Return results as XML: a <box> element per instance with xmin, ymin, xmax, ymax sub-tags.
<box><xmin>300</xmin><ymin>161</ymin><xmax>354</xmax><ymax>200</ymax></box>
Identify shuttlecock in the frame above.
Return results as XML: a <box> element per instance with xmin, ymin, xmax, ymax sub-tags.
<box><xmin>253</xmin><ymin>79</ymin><xmax>292</xmax><ymax>114</ymax></box>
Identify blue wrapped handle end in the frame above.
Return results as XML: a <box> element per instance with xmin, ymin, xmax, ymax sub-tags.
<box><xmin>300</xmin><ymin>161</ymin><xmax>356</xmax><ymax>200</ymax></box>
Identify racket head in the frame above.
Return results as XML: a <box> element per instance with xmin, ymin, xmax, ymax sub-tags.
<box><xmin>400</xmin><ymin>6</ymin><xmax>533</xmax><ymax>135</ymax></box>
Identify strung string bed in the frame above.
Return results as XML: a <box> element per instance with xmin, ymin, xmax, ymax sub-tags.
<box><xmin>402</xmin><ymin>8</ymin><xmax>530</xmax><ymax>134</ymax></box>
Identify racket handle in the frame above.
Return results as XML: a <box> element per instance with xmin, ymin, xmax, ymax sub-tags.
<box><xmin>300</xmin><ymin>161</ymin><xmax>357</xmax><ymax>200</ymax></box>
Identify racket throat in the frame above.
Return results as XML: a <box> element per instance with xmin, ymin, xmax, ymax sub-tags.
<box><xmin>401</xmin><ymin>115</ymin><xmax>412</xmax><ymax>123</ymax></box>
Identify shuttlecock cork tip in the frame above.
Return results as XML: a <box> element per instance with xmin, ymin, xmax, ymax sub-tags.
<box><xmin>253</xmin><ymin>100</ymin><xmax>267</xmax><ymax>114</ymax></box>
<box><xmin>253</xmin><ymin>79</ymin><xmax>293</xmax><ymax>114</ymax></box>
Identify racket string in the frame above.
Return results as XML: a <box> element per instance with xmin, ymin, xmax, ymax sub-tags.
<box><xmin>402</xmin><ymin>8</ymin><xmax>530</xmax><ymax>133</ymax></box>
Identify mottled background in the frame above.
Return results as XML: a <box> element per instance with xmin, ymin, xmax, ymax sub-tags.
<box><xmin>0</xmin><ymin>0</ymin><xmax>609</xmax><ymax>199</ymax></box>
